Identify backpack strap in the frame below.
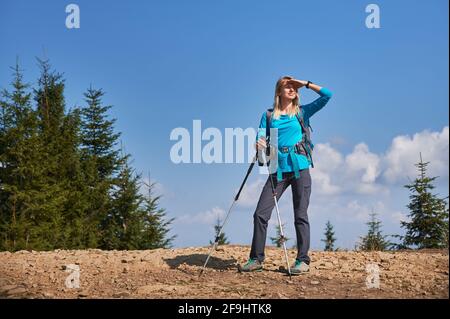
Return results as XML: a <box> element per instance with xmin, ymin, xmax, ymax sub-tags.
<box><xmin>295</xmin><ymin>108</ymin><xmax>315</xmax><ymax>168</ymax></box>
<box><xmin>295</xmin><ymin>109</ymin><xmax>306</xmax><ymax>134</ymax></box>
<box><xmin>295</xmin><ymin>108</ymin><xmax>311</xmax><ymax>143</ymax></box>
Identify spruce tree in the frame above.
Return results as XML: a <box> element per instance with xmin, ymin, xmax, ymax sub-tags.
<box><xmin>358</xmin><ymin>212</ymin><xmax>391</xmax><ymax>251</ymax></box>
<box><xmin>139</xmin><ymin>174</ymin><xmax>175</xmax><ymax>249</ymax></box>
<box><xmin>270</xmin><ymin>224</ymin><xmax>289</xmax><ymax>248</ymax></box>
<box><xmin>209</xmin><ymin>217</ymin><xmax>229</xmax><ymax>246</ymax></box>
<box><xmin>32</xmin><ymin>58</ymin><xmax>82</xmax><ymax>250</ymax></box>
<box><xmin>80</xmin><ymin>87</ymin><xmax>121</xmax><ymax>179</ymax></box>
<box><xmin>0</xmin><ymin>61</ymin><xmax>39</xmax><ymax>250</ymax></box>
<box><xmin>399</xmin><ymin>154</ymin><xmax>449</xmax><ymax>249</ymax></box>
<box><xmin>321</xmin><ymin>220</ymin><xmax>337</xmax><ymax>251</ymax></box>
<box><xmin>58</xmin><ymin>107</ymin><xmax>94</xmax><ymax>249</ymax></box>
<box><xmin>79</xmin><ymin>86</ymin><xmax>122</xmax><ymax>248</ymax></box>
<box><xmin>100</xmin><ymin>154</ymin><xmax>142</xmax><ymax>250</ymax></box>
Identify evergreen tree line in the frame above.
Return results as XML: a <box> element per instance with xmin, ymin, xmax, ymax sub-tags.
<box><xmin>0</xmin><ymin>59</ymin><xmax>175</xmax><ymax>251</ymax></box>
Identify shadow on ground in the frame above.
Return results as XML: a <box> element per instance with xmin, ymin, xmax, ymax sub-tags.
<box><xmin>164</xmin><ymin>254</ymin><xmax>238</xmax><ymax>270</ymax></box>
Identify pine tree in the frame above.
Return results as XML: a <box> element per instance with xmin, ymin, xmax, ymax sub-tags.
<box><xmin>100</xmin><ymin>154</ymin><xmax>142</xmax><ymax>250</ymax></box>
<box><xmin>58</xmin><ymin>107</ymin><xmax>94</xmax><ymax>249</ymax></box>
<box><xmin>0</xmin><ymin>61</ymin><xmax>68</xmax><ymax>251</ymax></box>
<box><xmin>101</xmin><ymin>158</ymin><xmax>176</xmax><ymax>250</ymax></box>
<box><xmin>270</xmin><ymin>224</ymin><xmax>289</xmax><ymax>248</ymax></box>
<box><xmin>209</xmin><ymin>217</ymin><xmax>229</xmax><ymax>246</ymax></box>
<box><xmin>0</xmin><ymin>61</ymin><xmax>39</xmax><ymax>250</ymax></box>
<box><xmin>358</xmin><ymin>211</ymin><xmax>391</xmax><ymax>251</ymax></box>
<box><xmin>34</xmin><ymin>58</ymin><xmax>66</xmax><ymax>143</ymax></box>
<box><xmin>139</xmin><ymin>174</ymin><xmax>176</xmax><ymax>249</ymax></box>
<box><xmin>80</xmin><ymin>87</ymin><xmax>121</xmax><ymax>179</ymax></box>
<box><xmin>399</xmin><ymin>154</ymin><xmax>449</xmax><ymax>249</ymax></box>
<box><xmin>79</xmin><ymin>86</ymin><xmax>122</xmax><ymax>248</ymax></box>
<box><xmin>31</xmin><ymin>58</ymin><xmax>82</xmax><ymax>250</ymax></box>
<box><xmin>321</xmin><ymin>220</ymin><xmax>337</xmax><ymax>251</ymax></box>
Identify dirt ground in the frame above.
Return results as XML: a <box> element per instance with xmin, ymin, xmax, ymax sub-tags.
<box><xmin>0</xmin><ymin>245</ymin><xmax>448</xmax><ymax>299</ymax></box>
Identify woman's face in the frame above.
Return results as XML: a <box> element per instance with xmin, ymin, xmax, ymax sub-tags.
<box><xmin>279</xmin><ymin>81</ymin><xmax>298</xmax><ymax>100</ymax></box>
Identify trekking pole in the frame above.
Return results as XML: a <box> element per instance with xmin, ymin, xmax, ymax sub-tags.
<box><xmin>266</xmin><ymin>165</ymin><xmax>292</xmax><ymax>278</ymax></box>
<box><xmin>199</xmin><ymin>154</ymin><xmax>258</xmax><ymax>277</ymax></box>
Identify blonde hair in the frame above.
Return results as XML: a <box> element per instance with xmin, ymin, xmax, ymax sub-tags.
<box><xmin>272</xmin><ymin>76</ymin><xmax>300</xmax><ymax>120</ymax></box>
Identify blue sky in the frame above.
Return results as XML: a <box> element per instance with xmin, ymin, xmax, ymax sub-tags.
<box><xmin>1</xmin><ymin>0</ymin><xmax>448</xmax><ymax>250</ymax></box>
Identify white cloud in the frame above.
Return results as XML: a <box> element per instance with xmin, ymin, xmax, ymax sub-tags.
<box><xmin>313</xmin><ymin>142</ymin><xmax>387</xmax><ymax>196</ymax></box>
<box><xmin>391</xmin><ymin>211</ymin><xmax>409</xmax><ymax>223</ymax></box>
<box><xmin>311</xmin><ymin>127</ymin><xmax>448</xmax><ymax>197</ymax></box>
<box><xmin>305</xmin><ymin>126</ymin><xmax>447</xmax><ymax>231</ymax></box>
<box><xmin>383</xmin><ymin>126</ymin><xmax>449</xmax><ymax>184</ymax></box>
<box><xmin>356</xmin><ymin>183</ymin><xmax>388</xmax><ymax>195</ymax></box>
<box><xmin>236</xmin><ymin>178</ymin><xmax>266</xmax><ymax>207</ymax></box>
<box><xmin>345</xmin><ymin>200</ymin><xmax>388</xmax><ymax>222</ymax></box>
<box><xmin>311</xmin><ymin>143</ymin><xmax>343</xmax><ymax>195</ymax></box>
<box><xmin>345</xmin><ymin>143</ymin><xmax>381</xmax><ymax>184</ymax></box>
<box><xmin>314</xmin><ymin>143</ymin><xmax>344</xmax><ymax>172</ymax></box>
<box><xmin>310</xmin><ymin>169</ymin><xmax>341</xmax><ymax>195</ymax></box>
<box><xmin>310</xmin><ymin>196</ymin><xmax>404</xmax><ymax>226</ymax></box>
<box><xmin>175</xmin><ymin>206</ymin><xmax>226</xmax><ymax>225</ymax></box>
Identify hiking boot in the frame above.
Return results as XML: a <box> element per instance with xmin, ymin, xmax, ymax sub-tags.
<box><xmin>239</xmin><ymin>259</ymin><xmax>263</xmax><ymax>272</ymax></box>
<box><xmin>289</xmin><ymin>260</ymin><xmax>310</xmax><ymax>275</ymax></box>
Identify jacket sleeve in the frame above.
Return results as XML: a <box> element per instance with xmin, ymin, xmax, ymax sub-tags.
<box><xmin>302</xmin><ymin>87</ymin><xmax>333</xmax><ymax>120</ymax></box>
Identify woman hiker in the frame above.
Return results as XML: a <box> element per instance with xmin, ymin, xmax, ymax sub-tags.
<box><xmin>239</xmin><ymin>76</ymin><xmax>333</xmax><ymax>274</ymax></box>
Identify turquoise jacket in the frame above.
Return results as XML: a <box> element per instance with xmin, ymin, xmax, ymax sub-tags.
<box><xmin>257</xmin><ymin>87</ymin><xmax>333</xmax><ymax>178</ymax></box>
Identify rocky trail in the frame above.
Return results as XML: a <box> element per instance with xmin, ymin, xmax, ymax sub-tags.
<box><xmin>0</xmin><ymin>245</ymin><xmax>448</xmax><ymax>299</ymax></box>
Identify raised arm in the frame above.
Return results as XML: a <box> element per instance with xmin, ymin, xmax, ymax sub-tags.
<box><xmin>287</xmin><ymin>79</ymin><xmax>333</xmax><ymax>119</ymax></box>
<box><xmin>302</xmin><ymin>86</ymin><xmax>333</xmax><ymax>119</ymax></box>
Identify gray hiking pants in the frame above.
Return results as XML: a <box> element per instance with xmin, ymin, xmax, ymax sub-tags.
<box><xmin>250</xmin><ymin>169</ymin><xmax>312</xmax><ymax>264</ymax></box>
